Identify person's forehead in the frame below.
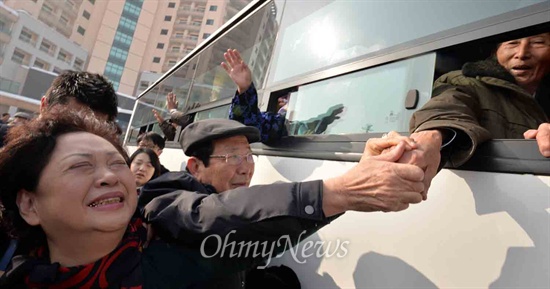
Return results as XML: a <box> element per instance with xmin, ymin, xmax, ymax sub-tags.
<box><xmin>212</xmin><ymin>135</ymin><xmax>251</xmax><ymax>152</ymax></box>
<box><xmin>138</xmin><ymin>139</ymin><xmax>157</xmax><ymax>146</ymax></box>
<box><xmin>52</xmin><ymin>132</ymin><xmax>119</xmax><ymax>158</ymax></box>
<box><xmin>134</xmin><ymin>152</ymin><xmax>152</xmax><ymax>161</ymax></box>
<box><xmin>501</xmin><ymin>33</ymin><xmax>550</xmax><ymax>44</ymax></box>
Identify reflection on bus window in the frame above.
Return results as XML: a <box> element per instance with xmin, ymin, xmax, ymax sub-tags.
<box><xmin>285</xmin><ymin>53</ymin><xmax>436</xmax><ymax>135</ymax></box>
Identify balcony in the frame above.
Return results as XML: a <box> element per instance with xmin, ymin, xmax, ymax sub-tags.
<box><xmin>60</xmin><ymin>1</ymin><xmax>79</xmax><ymax>19</ymax></box>
<box><xmin>177</xmin><ymin>6</ymin><xmax>205</xmax><ymax>17</ymax></box>
<box><xmin>182</xmin><ymin>36</ymin><xmax>198</xmax><ymax>46</ymax></box>
<box><xmin>174</xmin><ymin>22</ymin><xmax>200</xmax><ymax>32</ymax></box>
<box><xmin>166</xmin><ymin>49</ymin><xmax>184</xmax><ymax>59</ymax></box>
<box><xmin>55</xmin><ymin>24</ymin><xmax>73</xmax><ymax>38</ymax></box>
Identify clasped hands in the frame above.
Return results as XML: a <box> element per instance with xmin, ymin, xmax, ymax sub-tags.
<box><xmin>366</xmin><ymin>130</ymin><xmax>443</xmax><ymax>201</ymax></box>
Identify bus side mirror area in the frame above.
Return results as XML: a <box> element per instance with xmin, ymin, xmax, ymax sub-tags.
<box><xmin>405</xmin><ymin>89</ymin><xmax>419</xmax><ymax>109</ymax></box>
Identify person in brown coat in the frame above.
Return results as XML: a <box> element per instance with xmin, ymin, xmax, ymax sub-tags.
<box><xmin>381</xmin><ymin>32</ymin><xmax>550</xmax><ymax>198</ymax></box>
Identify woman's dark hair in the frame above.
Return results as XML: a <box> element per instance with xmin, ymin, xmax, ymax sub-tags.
<box><xmin>0</xmin><ymin>110</ymin><xmax>128</xmax><ymax>249</ymax></box>
<box><xmin>129</xmin><ymin>148</ymin><xmax>161</xmax><ymax>182</ymax></box>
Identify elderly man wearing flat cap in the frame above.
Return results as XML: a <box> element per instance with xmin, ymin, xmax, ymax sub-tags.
<box><xmin>0</xmin><ymin>112</ymin><xmax>32</xmax><ymax>148</ymax></box>
<box><xmin>137</xmin><ymin>118</ymin><xmax>426</xmax><ymax>289</ymax></box>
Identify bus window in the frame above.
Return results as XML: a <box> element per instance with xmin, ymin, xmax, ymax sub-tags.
<box><xmin>282</xmin><ymin>53</ymin><xmax>435</xmax><ymax>135</ymax></box>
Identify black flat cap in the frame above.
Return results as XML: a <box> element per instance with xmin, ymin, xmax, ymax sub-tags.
<box><xmin>180</xmin><ymin>119</ymin><xmax>260</xmax><ymax>155</ymax></box>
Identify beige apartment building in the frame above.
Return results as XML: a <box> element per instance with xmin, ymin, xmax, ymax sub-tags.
<box><xmin>3</xmin><ymin>0</ymin><xmax>252</xmax><ymax>95</ymax></box>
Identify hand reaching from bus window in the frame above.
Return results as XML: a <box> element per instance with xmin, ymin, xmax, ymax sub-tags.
<box><xmin>524</xmin><ymin>123</ymin><xmax>550</xmax><ymax>157</ymax></box>
<box><xmin>152</xmin><ymin>109</ymin><xmax>165</xmax><ymax>124</ymax></box>
<box><xmin>221</xmin><ymin>49</ymin><xmax>252</xmax><ymax>94</ymax></box>
<box><xmin>322</xmin><ymin>141</ymin><xmax>425</xmax><ymax>216</ymax></box>
<box><xmin>167</xmin><ymin>92</ymin><xmax>179</xmax><ymax>111</ymax></box>
<box><xmin>404</xmin><ymin>130</ymin><xmax>442</xmax><ymax>200</ymax></box>
<box><xmin>371</xmin><ymin>130</ymin><xmax>441</xmax><ymax>200</ymax></box>
<box><xmin>365</xmin><ymin>131</ymin><xmax>417</xmax><ymax>156</ymax></box>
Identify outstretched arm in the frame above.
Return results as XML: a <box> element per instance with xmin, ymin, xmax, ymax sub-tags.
<box><xmin>221</xmin><ymin>49</ymin><xmax>252</xmax><ymax>94</ymax></box>
<box><xmin>222</xmin><ymin>49</ymin><xmax>287</xmax><ymax>143</ymax></box>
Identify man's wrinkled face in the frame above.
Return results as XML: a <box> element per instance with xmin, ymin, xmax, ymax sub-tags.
<box><xmin>194</xmin><ymin>135</ymin><xmax>255</xmax><ymax>193</ymax></box>
<box><xmin>496</xmin><ymin>33</ymin><xmax>550</xmax><ymax>94</ymax></box>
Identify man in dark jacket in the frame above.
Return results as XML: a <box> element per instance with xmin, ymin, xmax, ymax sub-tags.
<box><xmin>376</xmin><ymin>32</ymin><xmax>550</xmax><ymax>198</ymax></box>
<box><xmin>0</xmin><ymin>112</ymin><xmax>31</xmax><ymax>147</ymax></box>
<box><xmin>139</xmin><ymin>118</ymin><xmax>426</xmax><ymax>288</ymax></box>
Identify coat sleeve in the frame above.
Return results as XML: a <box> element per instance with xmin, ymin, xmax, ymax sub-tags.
<box><xmin>141</xmin><ymin>176</ymin><xmax>338</xmax><ymax>286</ymax></box>
<box><xmin>143</xmin><ymin>180</ymin><xmax>335</xmax><ymax>247</ymax></box>
<box><xmin>169</xmin><ymin>110</ymin><xmax>194</xmax><ymax>128</ymax></box>
<box><xmin>409</xmin><ymin>74</ymin><xmax>492</xmax><ymax>167</ymax></box>
<box><xmin>228</xmin><ymin>83</ymin><xmax>287</xmax><ymax>143</ymax></box>
<box><xmin>158</xmin><ymin>120</ymin><xmax>176</xmax><ymax>141</ymax></box>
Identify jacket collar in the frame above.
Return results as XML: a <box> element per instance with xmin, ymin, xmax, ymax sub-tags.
<box><xmin>462</xmin><ymin>58</ymin><xmax>517</xmax><ymax>84</ymax></box>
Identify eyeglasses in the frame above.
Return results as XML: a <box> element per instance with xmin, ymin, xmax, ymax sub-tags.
<box><xmin>209</xmin><ymin>153</ymin><xmax>258</xmax><ymax>165</ymax></box>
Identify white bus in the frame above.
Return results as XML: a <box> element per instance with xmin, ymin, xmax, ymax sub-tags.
<box><xmin>125</xmin><ymin>1</ymin><xmax>550</xmax><ymax>288</ymax></box>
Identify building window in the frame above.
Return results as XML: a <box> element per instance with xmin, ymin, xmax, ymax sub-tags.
<box><xmin>19</xmin><ymin>28</ymin><xmax>33</xmax><ymax>44</ymax></box>
<box><xmin>53</xmin><ymin>67</ymin><xmax>63</xmax><ymax>74</ymax></box>
<box><xmin>109</xmin><ymin>47</ymin><xmax>128</xmax><ymax>61</ymax></box>
<box><xmin>123</xmin><ymin>2</ymin><xmax>141</xmax><ymax>17</ymax></box>
<box><xmin>168</xmin><ymin>60</ymin><xmax>177</xmax><ymax>66</ymax></box>
<box><xmin>11</xmin><ymin>50</ymin><xmax>26</xmax><ymax>64</ymax></box>
<box><xmin>57</xmin><ymin>50</ymin><xmax>72</xmax><ymax>63</ymax></box>
<box><xmin>206</xmin><ymin>19</ymin><xmax>214</xmax><ymax>25</ymax></box>
<box><xmin>139</xmin><ymin>81</ymin><xmax>149</xmax><ymax>90</ymax></box>
<box><xmin>89</xmin><ymin>0</ymin><xmax>95</xmax><ymax>4</ymax></box>
<box><xmin>119</xmin><ymin>16</ymin><xmax>137</xmax><ymax>30</ymax></box>
<box><xmin>171</xmin><ymin>46</ymin><xmax>180</xmax><ymax>52</ymax></box>
<box><xmin>209</xmin><ymin>5</ymin><xmax>217</xmax><ymax>11</ymax></box>
<box><xmin>175</xmin><ymin>32</ymin><xmax>183</xmax><ymax>38</ymax></box>
<box><xmin>168</xmin><ymin>2</ymin><xmax>175</xmax><ymax>8</ymax></box>
<box><xmin>105</xmin><ymin>62</ymin><xmax>124</xmax><ymax>78</ymax></box>
<box><xmin>74</xmin><ymin>58</ymin><xmax>84</xmax><ymax>70</ymax></box>
<box><xmin>157</xmin><ymin>43</ymin><xmax>164</xmax><ymax>49</ymax></box>
<box><xmin>82</xmin><ymin>10</ymin><xmax>91</xmax><ymax>19</ymax></box>
<box><xmin>39</xmin><ymin>41</ymin><xmax>51</xmax><ymax>52</ymax></box>
<box><xmin>160</xmin><ymin>29</ymin><xmax>168</xmax><ymax>35</ymax></box>
<box><xmin>33</xmin><ymin>58</ymin><xmax>50</xmax><ymax>70</ymax></box>
<box><xmin>39</xmin><ymin>39</ymin><xmax>55</xmax><ymax>55</ymax></box>
<box><xmin>153</xmin><ymin>57</ymin><xmax>161</xmax><ymax>63</ymax></box>
<box><xmin>60</xmin><ymin>15</ymin><xmax>69</xmax><ymax>25</ymax></box>
<box><xmin>202</xmin><ymin>33</ymin><xmax>211</xmax><ymax>39</ymax></box>
<box><xmin>164</xmin><ymin>15</ymin><xmax>172</xmax><ymax>21</ymax></box>
<box><xmin>77</xmin><ymin>26</ymin><xmax>86</xmax><ymax>35</ymax></box>
<box><xmin>41</xmin><ymin>4</ymin><xmax>53</xmax><ymax>13</ymax></box>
